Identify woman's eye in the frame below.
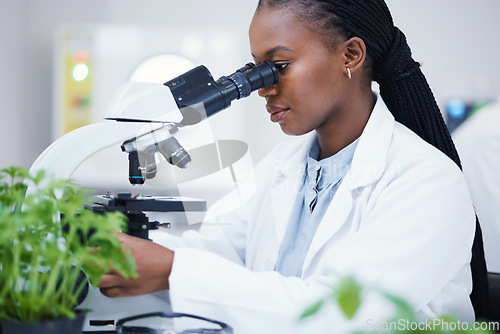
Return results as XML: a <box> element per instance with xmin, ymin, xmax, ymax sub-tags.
<box><xmin>274</xmin><ymin>63</ymin><xmax>289</xmax><ymax>72</ymax></box>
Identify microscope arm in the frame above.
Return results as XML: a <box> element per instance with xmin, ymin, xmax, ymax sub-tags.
<box><xmin>27</xmin><ymin>121</ymin><xmax>165</xmax><ymax>193</ymax></box>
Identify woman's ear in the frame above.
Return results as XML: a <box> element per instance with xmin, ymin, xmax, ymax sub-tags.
<box><xmin>343</xmin><ymin>37</ymin><xmax>366</xmax><ymax>76</ymax></box>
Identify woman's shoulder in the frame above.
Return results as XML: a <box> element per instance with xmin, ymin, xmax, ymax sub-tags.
<box><xmin>390</xmin><ymin>122</ymin><xmax>462</xmax><ymax>175</ymax></box>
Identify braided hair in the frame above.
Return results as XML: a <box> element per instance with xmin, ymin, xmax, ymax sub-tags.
<box><xmin>257</xmin><ymin>0</ymin><xmax>488</xmax><ymax>318</ymax></box>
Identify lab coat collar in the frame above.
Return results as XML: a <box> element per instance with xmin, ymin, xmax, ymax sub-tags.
<box><xmin>271</xmin><ymin>94</ymin><xmax>395</xmax><ymax>249</ymax></box>
<box><xmin>270</xmin><ymin>135</ymin><xmax>313</xmax><ymax>248</ymax></box>
<box><xmin>347</xmin><ymin>94</ymin><xmax>395</xmax><ymax>189</ymax></box>
<box><xmin>276</xmin><ymin>93</ymin><xmax>395</xmax><ymax>188</ymax></box>
<box><xmin>302</xmin><ymin>95</ymin><xmax>396</xmax><ymax>270</ymax></box>
<box><xmin>276</xmin><ymin>135</ymin><xmax>315</xmax><ymax>178</ymax></box>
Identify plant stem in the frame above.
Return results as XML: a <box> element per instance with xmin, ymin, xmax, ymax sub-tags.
<box><xmin>27</xmin><ymin>243</ymin><xmax>41</xmax><ymax>321</ymax></box>
<box><xmin>12</xmin><ymin>238</ymin><xmax>24</xmax><ymax>321</ymax></box>
<box><xmin>47</xmin><ymin>215</ymin><xmax>79</xmax><ymax>319</ymax></box>
<box><xmin>39</xmin><ymin>257</ymin><xmax>64</xmax><ymax>318</ymax></box>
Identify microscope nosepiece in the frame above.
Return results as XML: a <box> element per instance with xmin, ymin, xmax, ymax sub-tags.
<box><xmin>158</xmin><ymin>137</ymin><xmax>191</xmax><ymax>169</ymax></box>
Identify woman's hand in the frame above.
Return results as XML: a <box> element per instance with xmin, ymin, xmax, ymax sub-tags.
<box><xmin>99</xmin><ymin>233</ymin><xmax>174</xmax><ymax>297</ymax></box>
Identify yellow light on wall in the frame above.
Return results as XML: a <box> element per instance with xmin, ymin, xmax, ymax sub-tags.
<box><xmin>72</xmin><ymin>63</ymin><xmax>89</xmax><ymax>81</ymax></box>
<box><xmin>61</xmin><ymin>44</ymin><xmax>93</xmax><ymax>135</ymax></box>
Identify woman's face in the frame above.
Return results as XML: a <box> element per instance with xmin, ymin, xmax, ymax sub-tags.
<box><xmin>249</xmin><ymin>7</ymin><xmax>349</xmax><ymax>136</ymax></box>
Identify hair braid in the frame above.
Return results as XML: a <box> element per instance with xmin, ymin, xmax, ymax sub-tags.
<box><xmin>258</xmin><ymin>0</ymin><xmax>488</xmax><ymax>318</ymax></box>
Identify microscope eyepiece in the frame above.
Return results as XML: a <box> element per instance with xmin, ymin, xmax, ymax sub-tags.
<box><xmin>164</xmin><ymin>61</ymin><xmax>278</xmax><ymax>125</ymax></box>
<box><xmin>221</xmin><ymin>61</ymin><xmax>279</xmax><ymax>100</ymax></box>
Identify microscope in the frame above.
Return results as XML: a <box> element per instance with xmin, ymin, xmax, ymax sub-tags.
<box><xmin>29</xmin><ymin>61</ymin><xmax>278</xmax><ymax>239</ymax></box>
<box><xmin>26</xmin><ymin>60</ymin><xmax>277</xmax><ymax>332</ymax></box>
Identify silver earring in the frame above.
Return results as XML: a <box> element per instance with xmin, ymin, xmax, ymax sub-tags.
<box><xmin>347</xmin><ymin>67</ymin><xmax>352</xmax><ymax>79</ymax></box>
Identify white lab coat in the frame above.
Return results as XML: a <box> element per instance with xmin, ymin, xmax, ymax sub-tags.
<box><xmin>155</xmin><ymin>96</ymin><xmax>476</xmax><ymax>333</ymax></box>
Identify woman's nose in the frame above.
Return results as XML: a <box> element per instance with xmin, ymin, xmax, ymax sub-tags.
<box><xmin>258</xmin><ymin>84</ymin><xmax>278</xmax><ymax>98</ymax></box>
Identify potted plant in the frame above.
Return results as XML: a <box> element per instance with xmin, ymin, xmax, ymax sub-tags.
<box><xmin>0</xmin><ymin>166</ymin><xmax>137</xmax><ymax>334</ymax></box>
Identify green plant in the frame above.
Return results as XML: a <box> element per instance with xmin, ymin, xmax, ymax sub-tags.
<box><xmin>0</xmin><ymin>166</ymin><xmax>137</xmax><ymax>323</ymax></box>
<box><xmin>301</xmin><ymin>276</ymin><xmax>496</xmax><ymax>334</ymax></box>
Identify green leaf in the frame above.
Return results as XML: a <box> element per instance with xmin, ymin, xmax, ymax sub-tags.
<box><xmin>383</xmin><ymin>292</ymin><xmax>415</xmax><ymax>322</ymax></box>
<box><xmin>300</xmin><ymin>299</ymin><xmax>325</xmax><ymax>319</ymax></box>
<box><xmin>335</xmin><ymin>276</ymin><xmax>363</xmax><ymax>320</ymax></box>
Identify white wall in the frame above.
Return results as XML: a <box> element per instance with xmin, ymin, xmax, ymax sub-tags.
<box><xmin>0</xmin><ymin>1</ymin><xmax>25</xmax><ymax>167</ymax></box>
<box><xmin>388</xmin><ymin>0</ymin><xmax>500</xmax><ymax>102</ymax></box>
<box><xmin>1</xmin><ymin>0</ymin><xmax>500</xmax><ymax>170</ymax></box>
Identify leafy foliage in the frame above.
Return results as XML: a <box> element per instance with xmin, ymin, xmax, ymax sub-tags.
<box><xmin>300</xmin><ymin>276</ymin><xmax>363</xmax><ymax>321</ymax></box>
<box><xmin>301</xmin><ymin>276</ymin><xmax>495</xmax><ymax>334</ymax></box>
<box><xmin>0</xmin><ymin>166</ymin><xmax>137</xmax><ymax>322</ymax></box>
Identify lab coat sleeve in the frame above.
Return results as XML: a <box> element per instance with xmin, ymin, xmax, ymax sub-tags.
<box><xmin>169</xmin><ymin>248</ymin><xmax>338</xmax><ymax>333</ymax></box>
<box><xmin>152</xmin><ymin>176</ymin><xmax>255</xmax><ymax>266</ymax></box>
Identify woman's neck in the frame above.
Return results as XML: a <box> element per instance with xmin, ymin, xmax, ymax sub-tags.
<box><xmin>316</xmin><ymin>91</ymin><xmax>375</xmax><ymax>160</ymax></box>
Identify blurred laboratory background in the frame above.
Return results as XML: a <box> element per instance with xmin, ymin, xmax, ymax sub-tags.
<box><xmin>1</xmin><ymin>0</ymin><xmax>499</xmax><ymax>170</ymax></box>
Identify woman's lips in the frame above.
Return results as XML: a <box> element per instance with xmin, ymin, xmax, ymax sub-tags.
<box><xmin>266</xmin><ymin>104</ymin><xmax>290</xmax><ymax>123</ymax></box>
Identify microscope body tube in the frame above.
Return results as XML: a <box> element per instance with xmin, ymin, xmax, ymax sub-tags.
<box><xmin>164</xmin><ymin>61</ymin><xmax>278</xmax><ymax>126</ymax></box>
